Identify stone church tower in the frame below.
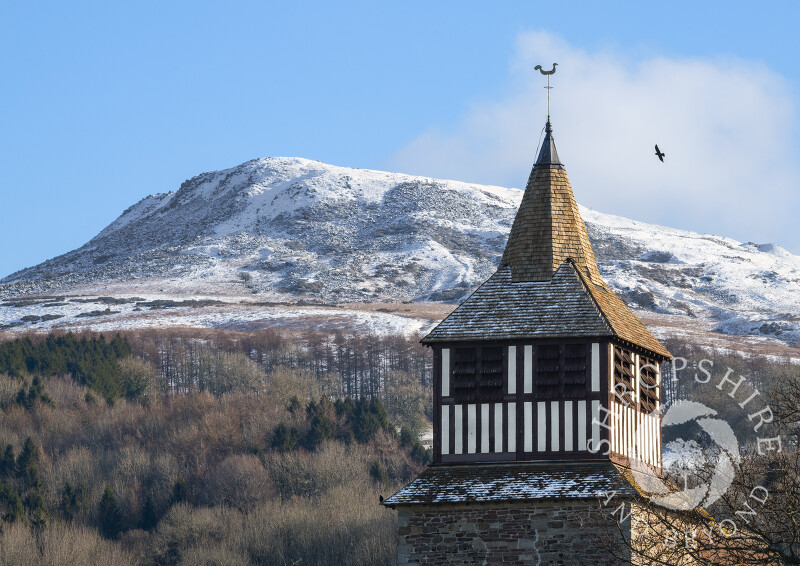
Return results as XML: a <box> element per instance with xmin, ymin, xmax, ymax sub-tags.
<box><xmin>383</xmin><ymin>118</ymin><xmax>672</xmax><ymax>565</ymax></box>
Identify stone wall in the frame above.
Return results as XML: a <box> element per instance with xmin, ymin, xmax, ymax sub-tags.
<box><xmin>396</xmin><ymin>500</ymin><xmax>630</xmax><ymax>565</ymax></box>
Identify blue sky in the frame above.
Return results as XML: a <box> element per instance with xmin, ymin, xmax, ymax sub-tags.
<box><xmin>2</xmin><ymin>1</ymin><xmax>799</xmax><ymax>278</ymax></box>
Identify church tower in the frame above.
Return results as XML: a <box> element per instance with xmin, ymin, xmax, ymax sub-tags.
<box><xmin>383</xmin><ymin>118</ymin><xmax>672</xmax><ymax>565</ymax></box>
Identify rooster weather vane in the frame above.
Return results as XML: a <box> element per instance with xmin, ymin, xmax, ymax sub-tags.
<box><xmin>534</xmin><ymin>63</ymin><xmax>558</xmax><ymax>117</ymax></box>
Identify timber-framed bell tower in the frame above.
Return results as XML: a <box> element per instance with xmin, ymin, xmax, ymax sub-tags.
<box><xmin>383</xmin><ymin>114</ymin><xmax>672</xmax><ymax>565</ymax></box>
<box><xmin>422</xmin><ymin>117</ymin><xmax>670</xmax><ymax>470</ymax></box>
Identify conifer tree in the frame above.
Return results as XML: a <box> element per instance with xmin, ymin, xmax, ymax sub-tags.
<box><xmin>26</xmin><ymin>490</ymin><xmax>48</xmax><ymax>528</ymax></box>
<box><xmin>305</xmin><ymin>414</ymin><xmax>334</xmax><ymax>450</ymax></box>
<box><xmin>1</xmin><ymin>485</ymin><xmax>25</xmax><ymax>523</ymax></box>
<box><xmin>16</xmin><ymin>437</ymin><xmax>39</xmax><ymax>479</ymax></box>
<box><xmin>15</xmin><ymin>387</ymin><xmax>28</xmax><ymax>408</ymax></box>
<box><xmin>98</xmin><ymin>485</ymin><xmax>123</xmax><ymax>539</ymax></box>
<box><xmin>60</xmin><ymin>481</ymin><xmax>86</xmax><ymax>521</ymax></box>
<box><xmin>0</xmin><ymin>444</ymin><xmax>14</xmax><ymax>477</ymax></box>
<box><xmin>271</xmin><ymin>423</ymin><xmax>299</xmax><ymax>452</ymax></box>
<box><xmin>22</xmin><ymin>463</ymin><xmax>42</xmax><ymax>491</ymax></box>
<box><xmin>140</xmin><ymin>494</ymin><xmax>158</xmax><ymax>531</ymax></box>
<box><xmin>172</xmin><ymin>476</ymin><xmax>187</xmax><ymax>504</ymax></box>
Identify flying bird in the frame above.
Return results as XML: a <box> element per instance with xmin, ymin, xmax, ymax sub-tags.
<box><xmin>655</xmin><ymin>144</ymin><xmax>665</xmax><ymax>162</ymax></box>
<box><xmin>534</xmin><ymin>63</ymin><xmax>558</xmax><ymax>75</ymax></box>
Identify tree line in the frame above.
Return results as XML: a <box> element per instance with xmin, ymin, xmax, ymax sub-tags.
<box><xmin>0</xmin><ymin>329</ymin><xmax>433</xmax><ymax>425</ymax></box>
<box><xmin>125</xmin><ymin>328</ymin><xmax>432</xmax><ymax>402</ymax></box>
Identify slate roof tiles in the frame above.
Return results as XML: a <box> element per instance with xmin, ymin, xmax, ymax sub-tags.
<box><xmin>422</xmin><ymin>262</ymin><xmax>610</xmax><ymax>342</ymax></box>
<box><xmin>382</xmin><ymin>461</ymin><xmax>638</xmax><ymax>506</ymax></box>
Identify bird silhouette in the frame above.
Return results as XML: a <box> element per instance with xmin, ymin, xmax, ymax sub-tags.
<box><xmin>655</xmin><ymin>144</ymin><xmax>665</xmax><ymax>162</ymax></box>
<box><xmin>534</xmin><ymin>63</ymin><xmax>558</xmax><ymax>75</ymax></box>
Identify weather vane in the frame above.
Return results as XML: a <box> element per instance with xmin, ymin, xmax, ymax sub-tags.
<box><xmin>534</xmin><ymin>63</ymin><xmax>558</xmax><ymax>117</ymax></box>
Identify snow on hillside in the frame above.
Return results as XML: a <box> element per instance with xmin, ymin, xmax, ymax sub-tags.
<box><xmin>1</xmin><ymin>157</ymin><xmax>798</xmax><ymax>347</ymax></box>
<box><xmin>582</xmin><ymin>208</ymin><xmax>800</xmax><ymax>343</ymax></box>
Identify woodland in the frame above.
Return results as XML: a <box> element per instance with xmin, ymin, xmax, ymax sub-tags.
<box><xmin>0</xmin><ymin>329</ymin><xmax>431</xmax><ymax>565</ymax></box>
<box><xmin>0</xmin><ymin>329</ymin><xmax>797</xmax><ymax>565</ymax></box>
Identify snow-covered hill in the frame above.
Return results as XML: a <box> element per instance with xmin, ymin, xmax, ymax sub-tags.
<box><xmin>2</xmin><ymin>157</ymin><xmax>799</xmax><ymax>347</ymax></box>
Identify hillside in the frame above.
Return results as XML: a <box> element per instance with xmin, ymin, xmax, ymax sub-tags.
<box><xmin>2</xmin><ymin>157</ymin><xmax>799</xmax><ymax>351</ymax></box>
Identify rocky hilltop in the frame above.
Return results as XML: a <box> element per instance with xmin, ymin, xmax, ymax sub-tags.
<box><xmin>2</xmin><ymin>157</ymin><xmax>799</xmax><ymax>347</ymax></box>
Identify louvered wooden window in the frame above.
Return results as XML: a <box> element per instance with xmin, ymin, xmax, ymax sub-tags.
<box><xmin>639</xmin><ymin>356</ymin><xmax>659</xmax><ymax>413</ymax></box>
<box><xmin>564</xmin><ymin>343</ymin><xmax>587</xmax><ymax>398</ymax></box>
<box><xmin>478</xmin><ymin>347</ymin><xmax>504</xmax><ymax>401</ymax></box>
<box><xmin>536</xmin><ymin>344</ymin><xmax>560</xmax><ymax>399</ymax></box>
<box><xmin>452</xmin><ymin>348</ymin><xmax>476</xmax><ymax>402</ymax></box>
<box><xmin>613</xmin><ymin>347</ymin><xmax>635</xmax><ymax>406</ymax></box>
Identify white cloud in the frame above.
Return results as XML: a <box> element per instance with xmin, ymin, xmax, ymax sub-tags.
<box><xmin>386</xmin><ymin>32</ymin><xmax>800</xmax><ymax>252</ymax></box>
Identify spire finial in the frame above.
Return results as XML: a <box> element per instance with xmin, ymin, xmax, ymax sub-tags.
<box><xmin>534</xmin><ymin>63</ymin><xmax>558</xmax><ymax>117</ymax></box>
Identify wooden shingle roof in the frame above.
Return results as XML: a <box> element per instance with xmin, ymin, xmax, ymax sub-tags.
<box><xmin>500</xmin><ymin>120</ymin><xmax>602</xmax><ymax>285</ymax></box>
<box><xmin>423</xmin><ymin>118</ymin><xmax>671</xmax><ymax>359</ymax></box>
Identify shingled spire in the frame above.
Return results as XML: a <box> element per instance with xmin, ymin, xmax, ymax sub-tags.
<box><xmin>500</xmin><ymin>118</ymin><xmax>602</xmax><ymax>285</ymax></box>
<box><xmin>423</xmin><ymin>116</ymin><xmax>670</xmax><ymax>358</ymax></box>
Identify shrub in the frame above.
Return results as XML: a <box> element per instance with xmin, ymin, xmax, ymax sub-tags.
<box><xmin>0</xmin><ymin>522</ymin><xmax>40</xmax><ymax>563</ymax></box>
<box><xmin>204</xmin><ymin>454</ymin><xmax>273</xmax><ymax>512</ymax></box>
<box><xmin>267</xmin><ymin>442</ymin><xmax>367</xmax><ymax>500</ymax></box>
<box><xmin>0</xmin><ymin>374</ymin><xmax>21</xmax><ymax>409</ymax></box>
<box><xmin>369</xmin><ymin>461</ymin><xmax>388</xmax><ymax>485</ymax></box>
<box><xmin>243</xmin><ymin>483</ymin><xmax>397</xmax><ymax>566</ymax></box>
<box><xmin>0</xmin><ymin>520</ymin><xmax>138</xmax><ymax>566</ymax></box>
<box><xmin>148</xmin><ymin>504</ymin><xmax>246</xmax><ymax>566</ymax></box>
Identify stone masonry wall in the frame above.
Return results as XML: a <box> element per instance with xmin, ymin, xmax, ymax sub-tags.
<box><xmin>396</xmin><ymin>500</ymin><xmax>630</xmax><ymax>565</ymax></box>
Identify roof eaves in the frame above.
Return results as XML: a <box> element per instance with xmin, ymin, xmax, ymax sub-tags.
<box><xmin>560</xmin><ymin>260</ymin><xmax>615</xmax><ymax>336</ymax></box>
<box><xmin>571</xmin><ymin>264</ymin><xmax>672</xmax><ymax>360</ymax></box>
<box><xmin>420</xmin><ymin>266</ymin><xmax>506</xmax><ymax>344</ymax></box>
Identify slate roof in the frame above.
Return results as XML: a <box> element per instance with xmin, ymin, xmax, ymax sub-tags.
<box><xmin>422</xmin><ymin>262</ymin><xmax>671</xmax><ymax>358</ymax></box>
<box><xmin>382</xmin><ymin>461</ymin><xmax>638</xmax><ymax>507</ymax></box>
<box><xmin>422</xmin><ymin>262</ymin><xmax>609</xmax><ymax>342</ymax></box>
<box><xmin>422</xmin><ymin>118</ymin><xmax>671</xmax><ymax>359</ymax></box>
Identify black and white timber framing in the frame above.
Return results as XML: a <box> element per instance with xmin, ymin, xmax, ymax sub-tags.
<box><xmin>432</xmin><ymin>339</ymin><xmax>663</xmax><ymax>471</ymax></box>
